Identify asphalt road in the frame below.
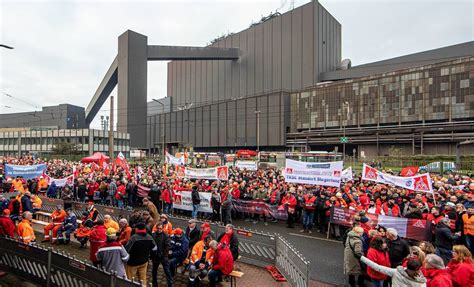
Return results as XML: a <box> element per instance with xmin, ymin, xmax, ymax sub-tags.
<box><xmin>230</xmin><ymin>218</ymin><xmax>346</xmax><ymax>286</ymax></box>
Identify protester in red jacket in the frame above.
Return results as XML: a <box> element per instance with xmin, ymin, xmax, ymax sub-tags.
<box><xmin>208</xmin><ymin>241</ymin><xmax>234</xmax><ymax>287</ymax></box>
<box><xmin>366</xmin><ymin>237</ymin><xmax>391</xmax><ymax>286</ymax></box>
<box><xmin>448</xmin><ymin>245</ymin><xmax>474</xmax><ymax>287</ymax></box>
<box><xmin>423</xmin><ymin>254</ymin><xmax>452</xmax><ymax>287</ymax></box>
<box><xmin>0</xmin><ymin>209</ymin><xmax>16</xmax><ymax>237</ymax></box>
<box><xmin>89</xmin><ymin>220</ymin><xmax>107</xmax><ymax>265</ymax></box>
<box><xmin>87</xmin><ymin>180</ymin><xmax>99</xmax><ymax>202</ymax></box>
<box><xmin>281</xmin><ymin>189</ymin><xmax>297</xmax><ymax>228</ymax></box>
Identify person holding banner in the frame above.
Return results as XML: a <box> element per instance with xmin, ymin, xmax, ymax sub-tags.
<box><xmin>281</xmin><ymin>188</ymin><xmax>297</xmax><ymax>229</ymax></box>
<box><xmin>300</xmin><ymin>190</ymin><xmax>317</xmax><ymax>234</ymax></box>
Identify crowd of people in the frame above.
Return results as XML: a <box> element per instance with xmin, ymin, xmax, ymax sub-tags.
<box><xmin>1</xmin><ymin>155</ymin><xmax>474</xmax><ymax>286</ymax></box>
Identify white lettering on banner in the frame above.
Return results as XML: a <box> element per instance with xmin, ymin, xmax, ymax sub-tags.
<box><xmin>283</xmin><ymin>159</ymin><xmax>343</xmax><ymax>187</ymax></box>
<box><xmin>176</xmin><ymin>166</ymin><xmax>228</xmax><ymax>181</ymax></box>
<box><xmin>172</xmin><ymin>191</ymin><xmax>212</xmax><ymax>213</ymax></box>
<box><xmin>362</xmin><ymin>163</ymin><xmax>433</xmax><ymax>193</ymax></box>
<box><xmin>235</xmin><ymin>160</ymin><xmax>258</xmax><ymax>171</ymax></box>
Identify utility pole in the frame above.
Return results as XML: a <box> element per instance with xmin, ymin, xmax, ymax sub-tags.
<box><xmin>255</xmin><ymin>110</ymin><xmax>261</xmax><ymax>151</ymax></box>
<box><xmin>109</xmin><ymin>96</ymin><xmax>114</xmax><ymax>160</ymax></box>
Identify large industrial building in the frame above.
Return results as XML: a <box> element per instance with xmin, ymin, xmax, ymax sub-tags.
<box><xmin>2</xmin><ymin>0</ymin><xmax>473</xmax><ymax>158</ymax></box>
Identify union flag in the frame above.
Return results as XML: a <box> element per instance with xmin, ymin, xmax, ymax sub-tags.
<box><xmin>413</xmin><ymin>174</ymin><xmax>432</xmax><ymax>192</ymax></box>
<box><xmin>363</xmin><ymin>164</ymin><xmax>378</xmax><ymax>180</ymax></box>
<box><xmin>400</xmin><ymin>166</ymin><xmax>419</xmax><ymax>177</ymax></box>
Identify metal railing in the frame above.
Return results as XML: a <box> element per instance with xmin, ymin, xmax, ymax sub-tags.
<box><xmin>37</xmin><ymin>197</ymin><xmax>308</xmax><ymax>286</ymax></box>
<box><xmin>275</xmin><ymin>236</ymin><xmax>311</xmax><ymax>287</ymax></box>
<box><xmin>0</xmin><ymin>236</ymin><xmax>140</xmax><ymax>287</ymax></box>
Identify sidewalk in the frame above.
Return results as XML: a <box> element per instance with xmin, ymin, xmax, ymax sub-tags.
<box><xmin>33</xmin><ymin>224</ymin><xmax>289</xmax><ymax>287</ymax></box>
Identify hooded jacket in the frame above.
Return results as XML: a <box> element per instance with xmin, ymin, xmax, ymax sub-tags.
<box><xmin>361</xmin><ymin>256</ymin><xmax>427</xmax><ymax>287</ymax></box>
<box><xmin>343</xmin><ymin>230</ymin><xmax>364</xmax><ymax>275</ymax></box>
<box><xmin>212</xmin><ymin>245</ymin><xmax>233</xmax><ymax>275</ymax></box>
<box><xmin>422</xmin><ymin>268</ymin><xmax>452</xmax><ymax>287</ymax></box>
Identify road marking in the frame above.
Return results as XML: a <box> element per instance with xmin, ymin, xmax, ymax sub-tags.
<box><xmin>289</xmin><ymin>233</ymin><xmax>340</xmax><ymax>243</ymax></box>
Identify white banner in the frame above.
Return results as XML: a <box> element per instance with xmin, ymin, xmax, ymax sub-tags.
<box><xmin>172</xmin><ymin>190</ymin><xmax>212</xmax><ymax>213</ymax></box>
<box><xmin>362</xmin><ymin>164</ymin><xmax>433</xmax><ymax>193</ymax></box>
<box><xmin>176</xmin><ymin>165</ymin><xmax>229</xmax><ymax>181</ymax></box>
<box><xmin>341</xmin><ymin>167</ymin><xmax>353</xmax><ymax>182</ymax></box>
<box><xmin>284</xmin><ymin>159</ymin><xmax>343</xmax><ymax>187</ymax></box>
<box><xmin>166</xmin><ymin>152</ymin><xmax>184</xmax><ymax>166</ymax></box>
<box><xmin>235</xmin><ymin>160</ymin><xmax>258</xmax><ymax>171</ymax></box>
<box><xmin>43</xmin><ymin>173</ymin><xmax>74</xmax><ymax>187</ymax></box>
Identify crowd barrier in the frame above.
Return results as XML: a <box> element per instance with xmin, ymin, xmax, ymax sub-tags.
<box><xmin>0</xmin><ymin>236</ymin><xmax>140</xmax><ymax>287</ymax></box>
<box><xmin>275</xmin><ymin>236</ymin><xmax>311</xmax><ymax>287</ymax></box>
<box><xmin>37</xmin><ymin>197</ymin><xmax>310</xmax><ymax>286</ymax></box>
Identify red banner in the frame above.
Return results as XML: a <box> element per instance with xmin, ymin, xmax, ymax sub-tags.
<box><xmin>330</xmin><ymin>207</ymin><xmax>431</xmax><ymax>241</ymax></box>
<box><xmin>232</xmin><ymin>199</ymin><xmax>288</xmax><ymax>221</ymax></box>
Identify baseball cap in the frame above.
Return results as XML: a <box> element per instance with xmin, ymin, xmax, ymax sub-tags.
<box><xmin>172</xmin><ymin>228</ymin><xmax>183</xmax><ymax>236</ymax></box>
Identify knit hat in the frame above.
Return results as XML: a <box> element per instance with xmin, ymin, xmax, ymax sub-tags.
<box><xmin>172</xmin><ymin>228</ymin><xmax>183</xmax><ymax>236</ymax></box>
<box><xmin>106</xmin><ymin>228</ymin><xmax>117</xmax><ymax>239</ymax></box>
<box><xmin>2</xmin><ymin>209</ymin><xmax>10</xmax><ymax>216</ymax></box>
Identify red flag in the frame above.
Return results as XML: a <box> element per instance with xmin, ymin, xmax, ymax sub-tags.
<box><xmin>73</xmin><ymin>165</ymin><xmax>79</xmax><ymax>178</ymax></box>
<box><xmin>91</xmin><ymin>162</ymin><xmax>98</xmax><ymax>172</ymax></box>
<box><xmin>400</xmin><ymin>166</ymin><xmax>419</xmax><ymax>177</ymax></box>
<box><xmin>115</xmin><ymin>152</ymin><xmax>128</xmax><ymax>169</ymax></box>
<box><xmin>103</xmin><ymin>163</ymin><xmax>111</xmax><ymax>176</ymax></box>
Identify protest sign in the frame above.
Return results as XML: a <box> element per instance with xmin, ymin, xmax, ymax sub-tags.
<box><xmin>43</xmin><ymin>173</ymin><xmax>74</xmax><ymax>187</ymax></box>
<box><xmin>176</xmin><ymin>166</ymin><xmax>229</xmax><ymax>181</ymax></box>
<box><xmin>5</xmin><ymin>164</ymin><xmax>47</xmax><ymax>179</ymax></box>
<box><xmin>172</xmin><ymin>190</ymin><xmax>212</xmax><ymax>213</ymax></box>
<box><xmin>166</xmin><ymin>152</ymin><xmax>185</xmax><ymax>166</ymax></box>
<box><xmin>284</xmin><ymin>159</ymin><xmax>343</xmax><ymax>187</ymax></box>
<box><xmin>362</xmin><ymin>164</ymin><xmax>433</xmax><ymax>193</ymax></box>
<box><xmin>341</xmin><ymin>167</ymin><xmax>353</xmax><ymax>182</ymax></box>
<box><xmin>235</xmin><ymin>160</ymin><xmax>258</xmax><ymax>171</ymax></box>
<box><xmin>330</xmin><ymin>207</ymin><xmax>431</xmax><ymax>241</ymax></box>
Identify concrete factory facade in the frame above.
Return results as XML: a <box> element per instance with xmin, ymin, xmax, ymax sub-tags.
<box><xmin>2</xmin><ymin>1</ymin><xmax>473</xmax><ymax>158</ymax></box>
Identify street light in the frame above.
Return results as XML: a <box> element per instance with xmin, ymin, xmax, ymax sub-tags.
<box><xmin>0</xmin><ymin>44</ymin><xmax>14</xmax><ymax>49</ymax></box>
<box><xmin>152</xmin><ymin>99</ymin><xmax>166</xmax><ymax>158</ymax></box>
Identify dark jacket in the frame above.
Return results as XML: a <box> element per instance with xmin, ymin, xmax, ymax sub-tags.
<box><xmin>125</xmin><ymin>231</ymin><xmax>157</xmax><ymax>266</ymax></box>
<box><xmin>186</xmin><ymin>226</ymin><xmax>201</xmax><ymax>249</ymax></box>
<box><xmin>170</xmin><ymin>235</ymin><xmax>189</xmax><ymax>262</ymax></box>
<box><xmin>191</xmin><ymin>188</ymin><xmax>201</xmax><ymax>205</ymax></box>
<box><xmin>152</xmin><ymin>231</ymin><xmax>170</xmax><ymax>260</ymax></box>
<box><xmin>388</xmin><ymin>236</ymin><xmax>410</xmax><ymax>268</ymax></box>
<box><xmin>149</xmin><ymin>187</ymin><xmax>161</xmax><ymax>206</ymax></box>
<box><xmin>218</xmin><ymin>232</ymin><xmax>239</xmax><ymax>261</ymax></box>
<box><xmin>21</xmin><ymin>195</ymin><xmax>33</xmax><ymax>213</ymax></box>
<box><xmin>435</xmin><ymin>222</ymin><xmax>458</xmax><ymax>250</ymax></box>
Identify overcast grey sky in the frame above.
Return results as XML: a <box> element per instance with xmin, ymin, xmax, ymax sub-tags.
<box><xmin>1</xmin><ymin>0</ymin><xmax>472</xmax><ymax>129</ymax></box>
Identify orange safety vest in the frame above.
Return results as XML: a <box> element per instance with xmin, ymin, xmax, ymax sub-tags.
<box><xmin>104</xmin><ymin>219</ymin><xmax>119</xmax><ymax>232</ymax></box>
<box><xmin>462</xmin><ymin>213</ymin><xmax>474</xmax><ymax>236</ymax></box>
<box><xmin>17</xmin><ymin>219</ymin><xmax>35</xmax><ymax>244</ymax></box>
<box><xmin>153</xmin><ymin>222</ymin><xmax>173</xmax><ymax>235</ymax></box>
<box><xmin>51</xmin><ymin>210</ymin><xmax>66</xmax><ymax>224</ymax></box>
<box><xmin>190</xmin><ymin>240</ymin><xmax>214</xmax><ymax>265</ymax></box>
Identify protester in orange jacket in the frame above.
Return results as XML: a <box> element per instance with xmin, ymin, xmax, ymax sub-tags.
<box><xmin>17</xmin><ymin>211</ymin><xmax>35</xmax><ymax>244</ymax></box>
<box><xmin>42</xmin><ymin>205</ymin><xmax>66</xmax><ymax>244</ymax></box>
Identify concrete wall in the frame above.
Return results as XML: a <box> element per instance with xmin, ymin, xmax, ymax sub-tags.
<box><xmin>148</xmin><ymin>92</ymin><xmax>289</xmax><ymax>149</ymax></box>
<box><xmin>167</xmin><ymin>1</ymin><xmax>341</xmax><ymax>110</ymax></box>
